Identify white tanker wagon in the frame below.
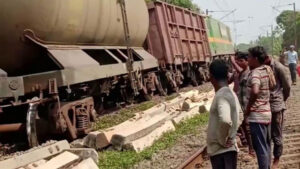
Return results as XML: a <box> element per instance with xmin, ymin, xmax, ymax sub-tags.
<box><xmin>0</xmin><ymin>0</ymin><xmax>162</xmax><ymax>147</ymax></box>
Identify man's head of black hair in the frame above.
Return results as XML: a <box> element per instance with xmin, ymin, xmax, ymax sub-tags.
<box><xmin>209</xmin><ymin>59</ymin><xmax>229</xmax><ymax>82</ymax></box>
<box><xmin>236</xmin><ymin>51</ymin><xmax>248</xmax><ymax>60</ymax></box>
<box><xmin>248</xmin><ymin>46</ymin><xmax>267</xmax><ymax>64</ymax></box>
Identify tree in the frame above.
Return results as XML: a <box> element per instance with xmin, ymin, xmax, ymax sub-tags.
<box><xmin>236</xmin><ymin>31</ymin><xmax>283</xmax><ymax>56</ymax></box>
<box><xmin>236</xmin><ymin>10</ymin><xmax>300</xmax><ymax>56</ymax></box>
<box><xmin>276</xmin><ymin>10</ymin><xmax>300</xmax><ymax>49</ymax></box>
<box><xmin>255</xmin><ymin>35</ymin><xmax>283</xmax><ymax>56</ymax></box>
<box><xmin>236</xmin><ymin>43</ymin><xmax>255</xmax><ymax>52</ymax></box>
<box><xmin>145</xmin><ymin>0</ymin><xmax>200</xmax><ymax>13</ymax></box>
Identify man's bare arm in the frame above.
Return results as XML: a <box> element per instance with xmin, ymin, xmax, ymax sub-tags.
<box><xmin>278</xmin><ymin>66</ymin><xmax>291</xmax><ymax>101</ymax></box>
<box><xmin>230</xmin><ymin>55</ymin><xmax>243</xmax><ymax>74</ymax></box>
<box><xmin>246</xmin><ymin>84</ymin><xmax>260</xmax><ymax>116</ymax></box>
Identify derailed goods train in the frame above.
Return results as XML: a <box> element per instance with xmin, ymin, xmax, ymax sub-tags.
<box><xmin>0</xmin><ymin>0</ymin><xmax>234</xmax><ymax>146</ymax></box>
<box><xmin>205</xmin><ymin>16</ymin><xmax>235</xmax><ymax>57</ymax></box>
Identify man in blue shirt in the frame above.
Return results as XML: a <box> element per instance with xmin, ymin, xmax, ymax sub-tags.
<box><xmin>284</xmin><ymin>45</ymin><xmax>298</xmax><ymax>85</ymax></box>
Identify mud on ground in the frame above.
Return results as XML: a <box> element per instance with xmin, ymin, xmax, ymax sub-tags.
<box><xmin>134</xmin><ymin>83</ymin><xmax>300</xmax><ymax>169</ymax></box>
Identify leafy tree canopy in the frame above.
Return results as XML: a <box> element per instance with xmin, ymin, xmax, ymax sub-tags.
<box><xmin>237</xmin><ymin>10</ymin><xmax>300</xmax><ymax>55</ymax></box>
<box><xmin>255</xmin><ymin>35</ymin><xmax>283</xmax><ymax>56</ymax></box>
<box><xmin>237</xmin><ymin>31</ymin><xmax>283</xmax><ymax>56</ymax></box>
<box><xmin>276</xmin><ymin>10</ymin><xmax>300</xmax><ymax>48</ymax></box>
<box><xmin>145</xmin><ymin>0</ymin><xmax>200</xmax><ymax>12</ymax></box>
<box><xmin>236</xmin><ymin>43</ymin><xmax>255</xmax><ymax>52</ymax></box>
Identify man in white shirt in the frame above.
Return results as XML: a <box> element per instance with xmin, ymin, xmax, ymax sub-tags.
<box><xmin>284</xmin><ymin>45</ymin><xmax>298</xmax><ymax>85</ymax></box>
<box><xmin>207</xmin><ymin>59</ymin><xmax>241</xmax><ymax>169</ymax></box>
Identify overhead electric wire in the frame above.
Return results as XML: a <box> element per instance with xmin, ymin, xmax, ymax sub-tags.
<box><xmin>213</xmin><ymin>0</ymin><xmax>224</xmax><ymax>11</ymax></box>
<box><xmin>277</xmin><ymin>0</ymin><xmax>281</xmax><ymax>6</ymax></box>
<box><xmin>221</xmin><ymin>0</ymin><xmax>230</xmax><ymax>9</ymax></box>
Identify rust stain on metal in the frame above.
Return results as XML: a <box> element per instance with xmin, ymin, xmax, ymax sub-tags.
<box><xmin>146</xmin><ymin>1</ymin><xmax>211</xmax><ymax>66</ymax></box>
<box><xmin>178</xmin><ymin>146</ymin><xmax>207</xmax><ymax>169</ymax></box>
<box><xmin>0</xmin><ymin>123</ymin><xmax>25</xmax><ymax>133</ymax></box>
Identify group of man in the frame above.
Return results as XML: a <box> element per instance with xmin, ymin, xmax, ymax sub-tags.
<box><xmin>207</xmin><ymin>45</ymin><xmax>298</xmax><ymax>169</ymax></box>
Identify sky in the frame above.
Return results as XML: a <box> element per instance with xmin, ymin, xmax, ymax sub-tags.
<box><xmin>194</xmin><ymin>0</ymin><xmax>300</xmax><ymax>44</ymax></box>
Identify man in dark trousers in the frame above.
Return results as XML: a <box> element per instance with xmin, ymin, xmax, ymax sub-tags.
<box><xmin>207</xmin><ymin>59</ymin><xmax>241</xmax><ymax>169</ymax></box>
<box><xmin>230</xmin><ymin>52</ymin><xmax>255</xmax><ymax>158</ymax></box>
<box><xmin>265</xmin><ymin>56</ymin><xmax>291</xmax><ymax>169</ymax></box>
<box><xmin>246</xmin><ymin>46</ymin><xmax>275</xmax><ymax>169</ymax></box>
<box><xmin>284</xmin><ymin>45</ymin><xmax>298</xmax><ymax>85</ymax></box>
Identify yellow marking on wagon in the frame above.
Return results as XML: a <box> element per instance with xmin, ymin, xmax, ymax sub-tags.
<box><xmin>208</xmin><ymin>37</ymin><xmax>232</xmax><ymax>45</ymax></box>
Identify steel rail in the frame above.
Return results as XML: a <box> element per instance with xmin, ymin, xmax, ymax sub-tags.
<box><xmin>177</xmin><ymin>146</ymin><xmax>207</xmax><ymax>169</ymax></box>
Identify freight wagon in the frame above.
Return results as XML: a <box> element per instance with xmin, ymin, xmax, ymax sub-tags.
<box><xmin>0</xmin><ymin>0</ymin><xmax>234</xmax><ymax>146</ymax></box>
<box><xmin>146</xmin><ymin>1</ymin><xmax>211</xmax><ymax>88</ymax></box>
<box><xmin>0</xmin><ymin>0</ymin><xmax>163</xmax><ymax>147</ymax></box>
<box><xmin>205</xmin><ymin>16</ymin><xmax>235</xmax><ymax>57</ymax></box>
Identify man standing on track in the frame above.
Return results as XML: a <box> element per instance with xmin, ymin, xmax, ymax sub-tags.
<box><xmin>230</xmin><ymin>52</ymin><xmax>255</xmax><ymax>158</ymax></box>
<box><xmin>207</xmin><ymin>59</ymin><xmax>241</xmax><ymax>169</ymax></box>
<box><xmin>246</xmin><ymin>46</ymin><xmax>275</xmax><ymax>169</ymax></box>
<box><xmin>285</xmin><ymin>45</ymin><xmax>298</xmax><ymax>85</ymax></box>
<box><xmin>265</xmin><ymin>56</ymin><xmax>291</xmax><ymax>169</ymax></box>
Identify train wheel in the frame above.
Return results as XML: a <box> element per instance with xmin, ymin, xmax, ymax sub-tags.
<box><xmin>94</xmin><ymin>96</ymin><xmax>104</xmax><ymax>114</ymax></box>
<box><xmin>26</xmin><ymin>103</ymin><xmax>39</xmax><ymax>147</ymax></box>
<box><xmin>191</xmin><ymin>70</ymin><xmax>198</xmax><ymax>86</ymax></box>
<box><xmin>144</xmin><ymin>94</ymin><xmax>152</xmax><ymax>101</ymax></box>
<box><xmin>126</xmin><ymin>92</ymin><xmax>135</xmax><ymax>104</ymax></box>
<box><xmin>123</xmin><ymin>86</ymin><xmax>135</xmax><ymax>105</ymax></box>
<box><xmin>157</xmin><ymin>83</ymin><xmax>167</xmax><ymax>96</ymax></box>
<box><xmin>90</xmin><ymin>109</ymin><xmax>97</xmax><ymax>122</ymax></box>
<box><xmin>158</xmin><ymin>72</ymin><xmax>169</xmax><ymax>95</ymax></box>
<box><xmin>142</xmin><ymin>88</ymin><xmax>152</xmax><ymax>101</ymax></box>
<box><xmin>155</xmin><ymin>75</ymin><xmax>167</xmax><ymax>96</ymax></box>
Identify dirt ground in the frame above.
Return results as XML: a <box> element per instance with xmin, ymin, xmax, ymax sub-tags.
<box><xmin>134</xmin><ymin>81</ymin><xmax>300</xmax><ymax>169</ymax></box>
<box><xmin>132</xmin><ymin>84</ymin><xmax>213</xmax><ymax>169</ymax></box>
<box><xmin>132</xmin><ymin>125</ymin><xmax>207</xmax><ymax>169</ymax></box>
<box><xmin>235</xmin><ymin>82</ymin><xmax>300</xmax><ymax>169</ymax></box>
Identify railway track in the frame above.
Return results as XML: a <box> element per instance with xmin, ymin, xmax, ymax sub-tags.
<box><xmin>0</xmin><ymin>83</ymin><xmax>213</xmax><ymax>159</ymax></box>
<box><xmin>177</xmin><ymin>146</ymin><xmax>207</xmax><ymax>169</ymax></box>
<box><xmin>179</xmin><ymin>84</ymin><xmax>300</xmax><ymax>169</ymax></box>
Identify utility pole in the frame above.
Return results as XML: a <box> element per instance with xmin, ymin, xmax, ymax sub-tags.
<box><xmin>267</xmin><ymin>25</ymin><xmax>274</xmax><ymax>57</ymax></box>
<box><xmin>206</xmin><ymin>9</ymin><xmax>243</xmax><ymax>48</ymax></box>
<box><xmin>223</xmin><ymin>20</ymin><xmax>245</xmax><ymax>48</ymax></box>
<box><xmin>260</xmin><ymin>25</ymin><xmax>273</xmax><ymax>56</ymax></box>
<box><xmin>271</xmin><ymin>24</ymin><xmax>274</xmax><ymax>57</ymax></box>
<box><xmin>293</xmin><ymin>3</ymin><xmax>297</xmax><ymax>49</ymax></box>
<box><xmin>220</xmin><ymin>9</ymin><xmax>237</xmax><ymax>20</ymax></box>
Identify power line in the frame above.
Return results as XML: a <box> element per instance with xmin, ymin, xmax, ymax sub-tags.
<box><xmin>277</xmin><ymin>0</ymin><xmax>282</xmax><ymax>6</ymax></box>
<box><xmin>213</xmin><ymin>0</ymin><xmax>224</xmax><ymax>11</ymax></box>
<box><xmin>223</xmin><ymin>20</ymin><xmax>245</xmax><ymax>23</ymax></box>
<box><xmin>219</xmin><ymin>9</ymin><xmax>237</xmax><ymax>20</ymax></box>
<box><xmin>221</xmin><ymin>0</ymin><xmax>230</xmax><ymax>9</ymax></box>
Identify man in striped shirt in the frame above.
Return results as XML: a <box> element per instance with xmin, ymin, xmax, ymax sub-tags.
<box><xmin>246</xmin><ymin>46</ymin><xmax>273</xmax><ymax>169</ymax></box>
